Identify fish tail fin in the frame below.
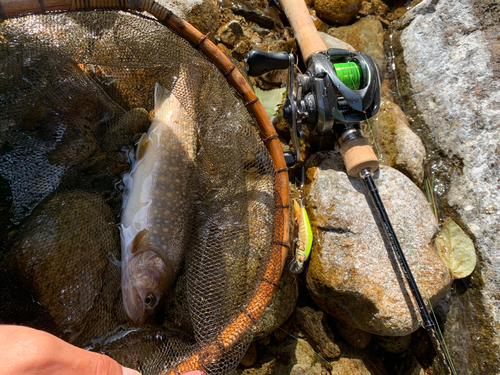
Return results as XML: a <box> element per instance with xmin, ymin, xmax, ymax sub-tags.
<box><xmin>154</xmin><ymin>83</ymin><xmax>171</xmax><ymax>113</ymax></box>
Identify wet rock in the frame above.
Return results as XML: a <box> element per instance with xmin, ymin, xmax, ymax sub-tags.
<box><xmin>156</xmin><ymin>0</ymin><xmax>220</xmax><ymax>41</ymax></box>
<box><xmin>304</xmin><ymin>152</ymin><xmax>452</xmax><ymax>336</ymax></box>
<box><xmin>218</xmin><ymin>20</ymin><xmax>245</xmax><ymax>47</ymax></box>
<box><xmin>366</xmin><ymin>97</ymin><xmax>426</xmax><ymax>184</ymax></box>
<box><xmin>334</xmin><ymin>319</ymin><xmax>371</xmax><ymax>349</ymax></box>
<box><xmin>398</xmin><ymin>0</ymin><xmax>500</xmax><ymax>368</ymax></box>
<box><xmin>273</xmin><ymin>313</ymin><xmax>295</xmax><ymax>341</ymax></box>
<box><xmin>10</xmin><ymin>190</ymin><xmax>122</xmax><ymax>346</ymax></box>
<box><xmin>220</xmin><ymin>0</ymin><xmax>284</xmax><ymax>30</ymax></box>
<box><xmin>240</xmin><ymin>341</ymin><xmax>258</xmax><ymax>367</ymax></box>
<box><xmin>398</xmin><ymin>356</ymin><xmax>425</xmax><ymax>375</ymax></box>
<box><xmin>253</xmin><ymin>70</ymin><xmax>287</xmax><ymax>89</ymax></box>
<box><xmin>259</xmin><ymin>334</ymin><xmax>271</xmax><ymax>346</ymax></box>
<box><xmin>232</xmin><ymin>38</ymin><xmax>253</xmax><ymax>60</ymax></box>
<box><xmin>434</xmin><ymin>281</ymin><xmax>489</xmax><ymax>374</ymax></box>
<box><xmin>0</xmin><ymin>54</ymin><xmax>123</xmax><ymax>224</ymax></box>
<box><xmin>314</xmin><ymin>0</ymin><xmax>363</xmax><ymax>25</ymax></box>
<box><xmin>388</xmin><ymin>6</ymin><xmax>409</xmax><ymax>22</ymax></box>
<box><xmin>327</xmin><ymin>16</ymin><xmax>386</xmax><ymax>76</ymax></box>
<box><xmin>309</xmin><ymin>9</ymin><xmax>328</xmax><ymax>33</ymax></box>
<box><xmin>101</xmin><ymin>108</ymin><xmax>150</xmax><ymax>152</ymax></box>
<box><xmin>47</xmin><ymin>125</ymin><xmax>99</xmax><ymax>165</ymax></box>
<box><xmin>182</xmin><ymin>0</ymin><xmax>221</xmax><ymax>41</ymax></box>
<box><xmin>252</xmin><ymin>267</ymin><xmax>299</xmax><ymax>340</ymax></box>
<box><xmin>359</xmin><ymin>0</ymin><xmax>389</xmax><ymax>24</ymax></box>
<box><xmin>235</xmin><ymin>337</ymin><xmax>330</xmax><ymax>375</ymax></box>
<box><xmin>319</xmin><ymin>32</ymin><xmax>355</xmax><ymax>52</ymax></box>
<box><xmin>375</xmin><ymin>334</ymin><xmax>412</xmax><ymax>354</ymax></box>
<box><xmin>329</xmin><ymin>340</ymin><xmax>389</xmax><ymax>375</ymax></box>
<box><xmin>243</xmin><ymin>24</ymin><xmax>269</xmax><ymax>45</ymax></box>
<box><xmin>296</xmin><ymin>306</ymin><xmax>341</xmax><ymax>359</ymax></box>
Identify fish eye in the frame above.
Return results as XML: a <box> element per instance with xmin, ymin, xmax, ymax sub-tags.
<box><xmin>145</xmin><ymin>293</ymin><xmax>156</xmax><ymax>307</ymax></box>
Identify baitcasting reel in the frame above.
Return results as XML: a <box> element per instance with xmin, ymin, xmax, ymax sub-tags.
<box><xmin>245</xmin><ymin>48</ymin><xmax>381</xmax><ymax>170</ymax></box>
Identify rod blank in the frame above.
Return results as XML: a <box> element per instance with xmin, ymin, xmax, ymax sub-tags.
<box><xmin>362</xmin><ymin>172</ymin><xmax>455</xmax><ymax>375</ymax></box>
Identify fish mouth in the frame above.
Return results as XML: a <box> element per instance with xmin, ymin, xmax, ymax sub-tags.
<box><xmin>122</xmin><ymin>285</ymin><xmax>144</xmax><ymax>324</ymax></box>
<box><xmin>122</xmin><ymin>263</ymin><xmax>169</xmax><ymax>325</ymax></box>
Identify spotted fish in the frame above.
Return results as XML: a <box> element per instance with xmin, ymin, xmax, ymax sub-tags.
<box><xmin>120</xmin><ymin>81</ymin><xmax>197</xmax><ymax>324</ymax></box>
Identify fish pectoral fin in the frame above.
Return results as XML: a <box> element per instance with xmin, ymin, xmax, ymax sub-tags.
<box><xmin>136</xmin><ymin>133</ymin><xmax>151</xmax><ymax>161</ymax></box>
<box><xmin>154</xmin><ymin>83</ymin><xmax>172</xmax><ymax>113</ymax></box>
<box><xmin>131</xmin><ymin>228</ymin><xmax>149</xmax><ymax>253</ymax></box>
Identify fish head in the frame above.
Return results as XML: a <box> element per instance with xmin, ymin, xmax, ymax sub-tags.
<box><xmin>122</xmin><ymin>249</ymin><xmax>171</xmax><ymax>325</ymax></box>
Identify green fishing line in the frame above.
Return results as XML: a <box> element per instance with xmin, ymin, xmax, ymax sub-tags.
<box><xmin>333</xmin><ymin>62</ymin><xmax>362</xmax><ymax>90</ymax></box>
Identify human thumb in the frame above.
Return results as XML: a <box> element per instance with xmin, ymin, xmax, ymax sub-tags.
<box><xmin>82</xmin><ymin>349</ymin><xmax>141</xmax><ymax>375</ymax></box>
<box><xmin>122</xmin><ymin>367</ymin><xmax>142</xmax><ymax>375</ymax></box>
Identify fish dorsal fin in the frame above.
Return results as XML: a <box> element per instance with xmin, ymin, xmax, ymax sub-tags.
<box><xmin>154</xmin><ymin>83</ymin><xmax>171</xmax><ymax>113</ymax></box>
<box><xmin>136</xmin><ymin>133</ymin><xmax>150</xmax><ymax>161</ymax></box>
<box><xmin>132</xmin><ymin>228</ymin><xmax>149</xmax><ymax>254</ymax></box>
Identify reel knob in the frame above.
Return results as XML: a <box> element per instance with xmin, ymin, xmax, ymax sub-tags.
<box><xmin>244</xmin><ymin>50</ymin><xmax>291</xmax><ymax>77</ymax></box>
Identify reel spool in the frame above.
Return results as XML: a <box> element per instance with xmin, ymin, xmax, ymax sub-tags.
<box><xmin>245</xmin><ymin>48</ymin><xmax>381</xmax><ymax>175</ymax></box>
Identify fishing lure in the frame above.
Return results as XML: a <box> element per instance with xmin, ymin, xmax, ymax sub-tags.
<box><xmin>289</xmin><ymin>199</ymin><xmax>313</xmax><ymax>274</ymax></box>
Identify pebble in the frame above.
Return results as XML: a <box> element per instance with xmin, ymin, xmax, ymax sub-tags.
<box><xmin>314</xmin><ymin>0</ymin><xmax>363</xmax><ymax>25</ymax></box>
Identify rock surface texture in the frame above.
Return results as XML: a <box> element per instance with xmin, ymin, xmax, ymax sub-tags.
<box><xmin>304</xmin><ymin>152</ymin><xmax>452</xmax><ymax>336</ymax></box>
<box><xmin>368</xmin><ymin>96</ymin><xmax>426</xmax><ymax>184</ymax></box>
<box><xmin>314</xmin><ymin>0</ymin><xmax>363</xmax><ymax>25</ymax></box>
<box><xmin>397</xmin><ymin>0</ymin><xmax>500</xmax><ymax>369</ymax></box>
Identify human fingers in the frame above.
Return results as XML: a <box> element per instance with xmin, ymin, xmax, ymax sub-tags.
<box><xmin>0</xmin><ymin>325</ymin><xmax>141</xmax><ymax>375</ymax></box>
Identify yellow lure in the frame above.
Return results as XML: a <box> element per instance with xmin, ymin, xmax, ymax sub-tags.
<box><xmin>289</xmin><ymin>199</ymin><xmax>313</xmax><ymax>273</ymax></box>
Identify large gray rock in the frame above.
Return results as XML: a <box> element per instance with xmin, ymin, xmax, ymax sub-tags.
<box><xmin>304</xmin><ymin>152</ymin><xmax>452</xmax><ymax>336</ymax></box>
<box><xmin>397</xmin><ymin>0</ymin><xmax>500</xmax><ymax>368</ymax></box>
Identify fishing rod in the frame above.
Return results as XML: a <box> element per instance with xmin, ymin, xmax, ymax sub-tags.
<box><xmin>245</xmin><ymin>0</ymin><xmax>455</xmax><ymax>373</ymax></box>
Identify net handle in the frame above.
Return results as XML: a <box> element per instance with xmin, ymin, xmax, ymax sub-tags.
<box><xmin>0</xmin><ymin>0</ymin><xmax>290</xmax><ymax>372</ymax></box>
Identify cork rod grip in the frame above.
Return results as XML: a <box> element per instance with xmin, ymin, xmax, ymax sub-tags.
<box><xmin>277</xmin><ymin>0</ymin><xmax>327</xmax><ymax>62</ymax></box>
<box><xmin>340</xmin><ymin>138</ymin><xmax>380</xmax><ymax>177</ymax></box>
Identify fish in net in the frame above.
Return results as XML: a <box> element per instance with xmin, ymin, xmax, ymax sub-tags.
<box><xmin>0</xmin><ymin>5</ymin><xmax>289</xmax><ymax>375</ymax></box>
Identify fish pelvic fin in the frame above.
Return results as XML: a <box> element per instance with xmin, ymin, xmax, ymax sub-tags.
<box><xmin>136</xmin><ymin>133</ymin><xmax>151</xmax><ymax>161</ymax></box>
<box><xmin>131</xmin><ymin>228</ymin><xmax>150</xmax><ymax>254</ymax></box>
<box><xmin>154</xmin><ymin>82</ymin><xmax>172</xmax><ymax>114</ymax></box>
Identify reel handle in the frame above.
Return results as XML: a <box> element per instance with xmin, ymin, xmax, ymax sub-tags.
<box><xmin>245</xmin><ymin>50</ymin><xmax>291</xmax><ymax>77</ymax></box>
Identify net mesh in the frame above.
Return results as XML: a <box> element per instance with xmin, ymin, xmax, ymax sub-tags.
<box><xmin>0</xmin><ymin>10</ymin><xmax>284</xmax><ymax>375</ymax></box>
